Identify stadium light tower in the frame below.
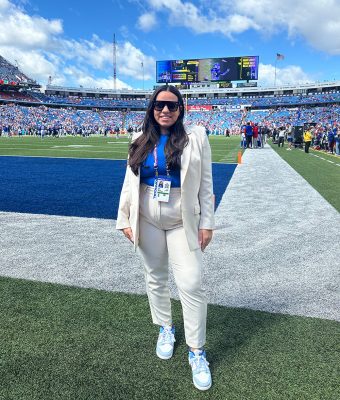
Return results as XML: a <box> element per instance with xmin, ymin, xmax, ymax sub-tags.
<box><xmin>113</xmin><ymin>34</ymin><xmax>117</xmax><ymax>91</ymax></box>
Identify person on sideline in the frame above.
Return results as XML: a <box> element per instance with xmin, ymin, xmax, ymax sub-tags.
<box><xmin>286</xmin><ymin>123</ymin><xmax>293</xmax><ymax>150</ymax></box>
<box><xmin>252</xmin><ymin>123</ymin><xmax>259</xmax><ymax>148</ymax></box>
<box><xmin>335</xmin><ymin>125</ymin><xmax>340</xmax><ymax>155</ymax></box>
<box><xmin>327</xmin><ymin>125</ymin><xmax>335</xmax><ymax>154</ymax></box>
<box><xmin>116</xmin><ymin>85</ymin><xmax>215</xmax><ymax>391</ymax></box>
<box><xmin>278</xmin><ymin>126</ymin><xmax>285</xmax><ymax>148</ymax></box>
<box><xmin>245</xmin><ymin>121</ymin><xmax>253</xmax><ymax>148</ymax></box>
<box><xmin>304</xmin><ymin>126</ymin><xmax>313</xmax><ymax>153</ymax></box>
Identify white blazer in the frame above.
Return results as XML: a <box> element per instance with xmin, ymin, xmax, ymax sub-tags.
<box><xmin>116</xmin><ymin>125</ymin><xmax>215</xmax><ymax>251</ymax></box>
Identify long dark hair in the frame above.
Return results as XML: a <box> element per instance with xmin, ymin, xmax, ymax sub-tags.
<box><xmin>128</xmin><ymin>85</ymin><xmax>188</xmax><ymax>175</ymax></box>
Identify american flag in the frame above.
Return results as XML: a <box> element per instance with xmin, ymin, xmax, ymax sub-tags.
<box><xmin>276</xmin><ymin>53</ymin><xmax>285</xmax><ymax>60</ymax></box>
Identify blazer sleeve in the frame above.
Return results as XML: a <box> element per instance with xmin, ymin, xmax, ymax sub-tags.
<box><xmin>116</xmin><ymin>165</ymin><xmax>131</xmax><ymax>230</ymax></box>
<box><xmin>116</xmin><ymin>131</ymin><xmax>143</xmax><ymax>230</ymax></box>
<box><xmin>198</xmin><ymin>130</ymin><xmax>215</xmax><ymax>230</ymax></box>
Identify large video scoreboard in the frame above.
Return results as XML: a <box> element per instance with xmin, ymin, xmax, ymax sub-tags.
<box><xmin>156</xmin><ymin>56</ymin><xmax>259</xmax><ymax>83</ymax></box>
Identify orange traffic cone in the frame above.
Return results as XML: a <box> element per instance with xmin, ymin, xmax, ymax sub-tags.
<box><xmin>237</xmin><ymin>151</ymin><xmax>242</xmax><ymax>164</ymax></box>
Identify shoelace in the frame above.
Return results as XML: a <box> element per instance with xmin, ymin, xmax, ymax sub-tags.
<box><xmin>190</xmin><ymin>353</ymin><xmax>210</xmax><ymax>374</ymax></box>
<box><xmin>159</xmin><ymin>327</ymin><xmax>175</xmax><ymax>345</ymax></box>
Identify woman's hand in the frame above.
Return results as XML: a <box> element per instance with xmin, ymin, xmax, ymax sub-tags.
<box><xmin>122</xmin><ymin>227</ymin><xmax>134</xmax><ymax>243</ymax></box>
<box><xmin>198</xmin><ymin>229</ymin><xmax>213</xmax><ymax>252</ymax></box>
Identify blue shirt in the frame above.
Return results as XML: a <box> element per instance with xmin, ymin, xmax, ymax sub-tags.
<box><xmin>245</xmin><ymin>125</ymin><xmax>253</xmax><ymax>136</ymax></box>
<box><xmin>328</xmin><ymin>130</ymin><xmax>335</xmax><ymax>142</ymax></box>
<box><xmin>140</xmin><ymin>134</ymin><xmax>181</xmax><ymax>187</ymax></box>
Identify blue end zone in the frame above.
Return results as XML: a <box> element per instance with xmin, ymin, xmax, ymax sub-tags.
<box><xmin>0</xmin><ymin>157</ymin><xmax>236</xmax><ymax>219</ymax></box>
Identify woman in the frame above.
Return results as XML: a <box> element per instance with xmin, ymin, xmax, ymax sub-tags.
<box><xmin>116</xmin><ymin>85</ymin><xmax>214</xmax><ymax>391</ymax></box>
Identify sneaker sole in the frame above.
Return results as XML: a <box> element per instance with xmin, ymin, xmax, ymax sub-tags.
<box><xmin>156</xmin><ymin>350</ymin><xmax>173</xmax><ymax>360</ymax></box>
<box><xmin>193</xmin><ymin>380</ymin><xmax>212</xmax><ymax>391</ymax></box>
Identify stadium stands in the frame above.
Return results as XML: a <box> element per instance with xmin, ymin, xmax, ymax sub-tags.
<box><xmin>0</xmin><ymin>90</ymin><xmax>39</xmax><ymax>103</ymax></box>
<box><xmin>0</xmin><ymin>52</ymin><xmax>338</xmax><ymax>150</ymax></box>
<box><xmin>1</xmin><ymin>103</ymin><xmax>338</xmax><ymax>138</ymax></box>
<box><xmin>3</xmin><ymin>91</ymin><xmax>338</xmax><ymax>109</ymax></box>
<box><xmin>0</xmin><ymin>55</ymin><xmax>36</xmax><ymax>85</ymax></box>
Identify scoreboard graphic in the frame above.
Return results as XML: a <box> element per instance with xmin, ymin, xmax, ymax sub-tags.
<box><xmin>156</xmin><ymin>56</ymin><xmax>259</xmax><ymax>83</ymax></box>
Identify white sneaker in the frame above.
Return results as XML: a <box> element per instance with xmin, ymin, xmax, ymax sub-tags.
<box><xmin>156</xmin><ymin>325</ymin><xmax>175</xmax><ymax>360</ymax></box>
<box><xmin>188</xmin><ymin>349</ymin><xmax>212</xmax><ymax>391</ymax></box>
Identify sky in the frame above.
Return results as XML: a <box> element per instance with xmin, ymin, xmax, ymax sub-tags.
<box><xmin>0</xmin><ymin>0</ymin><xmax>340</xmax><ymax>90</ymax></box>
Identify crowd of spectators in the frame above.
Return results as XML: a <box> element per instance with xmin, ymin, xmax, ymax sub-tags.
<box><xmin>1</xmin><ymin>95</ymin><xmax>336</xmax><ymax>136</ymax></box>
<box><xmin>30</xmin><ymin>92</ymin><xmax>149</xmax><ymax>108</ymax></box>
<box><xmin>0</xmin><ymin>104</ymin><xmax>139</xmax><ymax>137</ymax></box>
<box><xmin>0</xmin><ymin>90</ymin><xmax>39</xmax><ymax>102</ymax></box>
<box><xmin>1</xmin><ymin>53</ymin><xmax>337</xmax><ymax>153</ymax></box>
<box><xmin>237</xmin><ymin>119</ymin><xmax>340</xmax><ymax>156</ymax></box>
<box><xmin>302</xmin><ymin>124</ymin><xmax>340</xmax><ymax>154</ymax></box>
<box><xmin>1</xmin><ymin>102</ymin><xmax>339</xmax><ymax>156</ymax></box>
<box><xmin>187</xmin><ymin>92</ymin><xmax>340</xmax><ymax>107</ymax></box>
<box><xmin>1</xmin><ymin>89</ymin><xmax>340</xmax><ymax>110</ymax></box>
<box><xmin>184</xmin><ymin>104</ymin><xmax>340</xmax><ymax>138</ymax></box>
<box><xmin>0</xmin><ymin>56</ymin><xmax>36</xmax><ymax>84</ymax></box>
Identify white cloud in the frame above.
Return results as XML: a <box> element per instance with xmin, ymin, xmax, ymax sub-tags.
<box><xmin>117</xmin><ymin>41</ymin><xmax>154</xmax><ymax>80</ymax></box>
<box><xmin>145</xmin><ymin>0</ymin><xmax>340</xmax><ymax>54</ymax></box>
<box><xmin>0</xmin><ymin>0</ymin><xmax>62</xmax><ymax>49</ymax></box>
<box><xmin>58</xmin><ymin>36</ymin><xmax>113</xmax><ymax>70</ymax></box>
<box><xmin>229</xmin><ymin>0</ymin><xmax>340</xmax><ymax>54</ymax></box>
<box><xmin>61</xmin><ymin>65</ymin><xmax>132</xmax><ymax>90</ymax></box>
<box><xmin>0</xmin><ymin>46</ymin><xmax>61</xmax><ymax>84</ymax></box>
<box><xmin>137</xmin><ymin>12</ymin><xmax>157</xmax><ymax>31</ymax></box>
<box><xmin>0</xmin><ymin>0</ymin><xmax>155</xmax><ymax>89</ymax></box>
<box><xmin>144</xmin><ymin>0</ymin><xmax>260</xmax><ymax>37</ymax></box>
<box><xmin>119</xmin><ymin>25</ymin><xmax>138</xmax><ymax>42</ymax></box>
<box><xmin>258</xmin><ymin>63</ymin><xmax>312</xmax><ymax>87</ymax></box>
<box><xmin>227</xmin><ymin>14</ymin><xmax>258</xmax><ymax>34</ymax></box>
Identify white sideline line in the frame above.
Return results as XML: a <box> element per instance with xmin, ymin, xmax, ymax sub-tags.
<box><xmin>299</xmin><ymin>149</ymin><xmax>340</xmax><ymax>167</ymax></box>
<box><xmin>0</xmin><ymin>154</ymin><xmax>232</xmax><ymax>165</ymax></box>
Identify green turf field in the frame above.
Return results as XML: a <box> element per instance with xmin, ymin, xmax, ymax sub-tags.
<box><xmin>0</xmin><ymin>277</ymin><xmax>339</xmax><ymax>400</ymax></box>
<box><xmin>1</xmin><ymin>137</ymin><xmax>339</xmax><ymax>399</ymax></box>
<box><xmin>0</xmin><ymin>135</ymin><xmax>242</xmax><ymax>163</ymax></box>
<box><xmin>270</xmin><ymin>142</ymin><xmax>340</xmax><ymax>212</ymax></box>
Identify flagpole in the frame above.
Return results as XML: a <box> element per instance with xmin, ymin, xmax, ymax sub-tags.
<box><xmin>274</xmin><ymin>53</ymin><xmax>284</xmax><ymax>87</ymax></box>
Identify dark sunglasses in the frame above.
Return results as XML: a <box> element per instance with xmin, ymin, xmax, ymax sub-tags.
<box><xmin>153</xmin><ymin>100</ymin><xmax>180</xmax><ymax>112</ymax></box>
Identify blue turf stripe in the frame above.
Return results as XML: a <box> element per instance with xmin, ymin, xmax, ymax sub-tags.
<box><xmin>0</xmin><ymin>156</ymin><xmax>236</xmax><ymax>219</ymax></box>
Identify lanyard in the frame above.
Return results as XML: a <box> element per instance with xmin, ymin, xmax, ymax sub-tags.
<box><xmin>153</xmin><ymin>144</ymin><xmax>170</xmax><ymax>177</ymax></box>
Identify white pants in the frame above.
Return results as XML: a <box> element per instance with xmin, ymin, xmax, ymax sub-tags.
<box><xmin>138</xmin><ymin>184</ymin><xmax>207</xmax><ymax>348</ymax></box>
